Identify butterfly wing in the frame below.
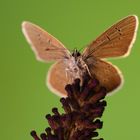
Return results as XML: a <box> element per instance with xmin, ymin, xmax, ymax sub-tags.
<box><xmin>22</xmin><ymin>21</ymin><xmax>70</xmax><ymax>62</ymax></box>
<box><xmin>85</xmin><ymin>57</ymin><xmax>122</xmax><ymax>93</ymax></box>
<box><xmin>83</xmin><ymin>15</ymin><xmax>138</xmax><ymax>59</ymax></box>
<box><xmin>47</xmin><ymin>60</ymin><xmax>68</xmax><ymax>97</ymax></box>
<box><xmin>82</xmin><ymin>15</ymin><xmax>138</xmax><ymax>93</ymax></box>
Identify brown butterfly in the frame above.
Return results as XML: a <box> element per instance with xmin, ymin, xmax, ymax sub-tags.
<box><xmin>22</xmin><ymin>15</ymin><xmax>138</xmax><ymax>97</ymax></box>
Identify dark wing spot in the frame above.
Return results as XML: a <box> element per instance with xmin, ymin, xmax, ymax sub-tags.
<box><xmin>106</xmin><ymin>35</ymin><xmax>111</xmax><ymax>41</ymax></box>
<box><xmin>45</xmin><ymin>48</ymin><xmax>50</xmax><ymax>51</ymax></box>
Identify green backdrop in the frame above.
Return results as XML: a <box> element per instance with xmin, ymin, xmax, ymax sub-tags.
<box><xmin>0</xmin><ymin>0</ymin><xmax>140</xmax><ymax>139</ymax></box>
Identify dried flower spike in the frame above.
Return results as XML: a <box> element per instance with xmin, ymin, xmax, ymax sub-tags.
<box><xmin>31</xmin><ymin>75</ymin><xmax>107</xmax><ymax>140</ymax></box>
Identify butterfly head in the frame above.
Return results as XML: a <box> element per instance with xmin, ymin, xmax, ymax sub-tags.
<box><xmin>71</xmin><ymin>49</ymin><xmax>81</xmax><ymax>58</ymax></box>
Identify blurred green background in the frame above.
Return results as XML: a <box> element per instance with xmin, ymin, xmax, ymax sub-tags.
<box><xmin>0</xmin><ymin>0</ymin><xmax>140</xmax><ymax>139</ymax></box>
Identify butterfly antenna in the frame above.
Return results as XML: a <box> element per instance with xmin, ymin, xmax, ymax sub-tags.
<box><xmin>67</xmin><ymin>48</ymin><xmax>73</xmax><ymax>53</ymax></box>
<box><xmin>78</xmin><ymin>44</ymin><xmax>87</xmax><ymax>53</ymax></box>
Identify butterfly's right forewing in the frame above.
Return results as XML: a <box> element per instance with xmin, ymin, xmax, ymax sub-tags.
<box><xmin>83</xmin><ymin>15</ymin><xmax>138</xmax><ymax>59</ymax></box>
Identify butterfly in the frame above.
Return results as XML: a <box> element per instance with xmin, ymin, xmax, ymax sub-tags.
<box><xmin>22</xmin><ymin>15</ymin><xmax>138</xmax><ymax>97</ymax></box>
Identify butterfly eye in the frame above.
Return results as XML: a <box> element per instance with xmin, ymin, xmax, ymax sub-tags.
<box><xmin>77</xmin><ymin>52</ymin><xmax>81</xmax><ymax>57</ymax></box>
<box><xmin>72</xmin><ymin>50</ymin><xmax>81</xmax><ymax>57</ymax></box>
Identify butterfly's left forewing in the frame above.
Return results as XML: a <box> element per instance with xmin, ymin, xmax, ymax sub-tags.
<box><xmin>22</xmin><ymin>21</ymin><xmax>70</xmax><ymax>62</ymax></box>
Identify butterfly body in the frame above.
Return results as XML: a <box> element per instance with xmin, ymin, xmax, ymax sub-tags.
<box><xmin>22</xmin><ymin>15</ymin><xmax>138</xmax><ymax>97</ymax></box>
<box><xmin>64</xmin><ymin>50</ymin><xmax>88</xmax><ymax>83</ymax></box>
